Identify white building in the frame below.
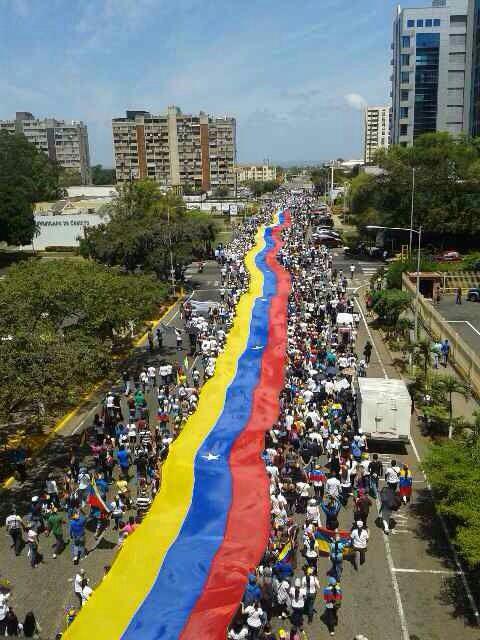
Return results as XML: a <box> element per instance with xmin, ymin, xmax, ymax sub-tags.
<box><xmin>364</xmin><ymin>106</ymin><xmax>390</xmax><ymax>164</ymax></box>
<box><xmin>236</xmin><ymin>164</ymin><xmax>277</xmax><ymax>182</ymax></box>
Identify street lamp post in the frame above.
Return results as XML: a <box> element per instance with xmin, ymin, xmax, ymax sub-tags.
<box><xmin>167</xmin><ymin>207</ymin><xmax>176</xmax><ymax>295</ymax></box>
<box><xmin>409</xmin><ymin>167</ymin><xmax>415</xmax><ymax>256</ymax></box>
<box><xmin>367</xmin><ymin>224</ymin><xmax>422</xmax><ymax>340</ymax></box>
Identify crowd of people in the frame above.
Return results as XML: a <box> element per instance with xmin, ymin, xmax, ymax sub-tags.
<box><xmin>228</xmin><ymin>195</ymin><xmax>413</xmax><ymax>639</ymax></box>
<box><xmin>2</xmin><ymin>210</ymin><xmax>271</xmax><ymax>637</ymax></box>
<box><xmin>3</xmin><ymin>193</ymin><xmax>415</xmax><ymax>639</ymax></box>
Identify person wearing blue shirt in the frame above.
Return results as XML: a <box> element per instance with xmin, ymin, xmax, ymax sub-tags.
<box><xmin>69</xmin><ymin>513</ymin><xmax>86</xmax><ymax>564</ymax></box>
<box><xmin>243</xmin><ymin>573</ymin><xmax>261</xmax><ymax>605</ymax></box>
<box><xmin>273</xmin><ymin>559</ymin><xmax>293</xmax><ymax>580</ymax></box>
<box><xmin>116</xmin><ymin>446</ymin><xmax>131</xmax><ymax>479</ymax></box>
<box><xmin>329</xmin><ymin>531</ymin><xmax>347</xmax><ymax>580</ymax></box>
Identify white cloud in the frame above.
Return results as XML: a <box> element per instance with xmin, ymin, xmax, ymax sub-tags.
<box><xmin>344</xmin><ymin>93</ymin><xmax>367</xmax><ymax>111</ymax></box>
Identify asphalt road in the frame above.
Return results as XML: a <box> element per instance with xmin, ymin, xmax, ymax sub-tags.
<box><xmin>2</xmin><ymin>248</ymin><xmax>480</xmax><ymax>639</ymax></box>
<box><xmin>435</xmin><ymin>296</ymin><xmax>480</xmax><ymax>354</ymax></box>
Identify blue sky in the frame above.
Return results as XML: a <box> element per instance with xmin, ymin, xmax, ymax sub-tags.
<box><xmin>0</xmin><ymin>0</ymin><xmax>420</xmax><ymax>166</ymax></box>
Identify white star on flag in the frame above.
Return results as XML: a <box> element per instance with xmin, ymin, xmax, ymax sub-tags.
<box><xmin>202</xmin><ymin>452</ymin><xmax>220</xmax><ymax>461</ymax></box>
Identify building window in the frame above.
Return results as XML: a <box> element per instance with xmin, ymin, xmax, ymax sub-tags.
<box><xmin>414</xmin><ymin>31</ymin><xmax>440</xmax><ymax>138</ymax></box>
<box><xmin>400</xmin><ymin>106</ymin><xmax>409</xmax><ymax>118</ymax></box>
<box><xmin>407</xmin><ymin>19</ymin><xmax>415</xmax><ymax>27</ymax></box>
<box><xmin>450</xmin><ymin>15</ymin><xmax>467</xmax><ymax>24</ymax></box>
<box><xmin>401</xmin><ymin>89</ymin><xmax>409</xmax><ymax>101</ymax></box>
<box><xmin>433</xmin><ymin>19</ymin><xmax>440</xmax><ymax>26</ymax></box>
<box><xmin>400</xmin><ymin>124</ymin><xmax>409</xmax><ymax>136</ymax></box>
<box><xmin>417</xmin><ymin>19</ymin><xmax>424</xmax><ymax>27</ymax></box>
<box><xmin>426</xmin><ymin>19</ymin><xmax>432</xmax><ymax>27</ymax></box>
<box><xmin>401</xmin><ymin>54</ymin><xmax>410</xmax><ymax>65</ymax></box>
<box><xmin>401</xmin><ymin>71</ymin><xmax>410</xmax><ymax>82</ymax></box>
<box><xmin>402</xmin><ymin>35</ymin><xmax>411</xmax><ymax>48</ymax></box>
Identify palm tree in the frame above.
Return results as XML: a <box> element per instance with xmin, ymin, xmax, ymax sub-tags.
<box><xmin>435</xmin><ymin>374</ymin><xmax>471</xmax><ymax>439</ymax></box>
<box><xmin>406</xmin><ymin>339</ymin><xmax>432</xmax><ymax>391</ymax></box>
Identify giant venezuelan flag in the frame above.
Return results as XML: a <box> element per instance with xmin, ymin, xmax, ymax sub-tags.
<box><xmin>64</xmin><ymin>210</ymin><xmax>291</xmax><ymax>639</ymax></box>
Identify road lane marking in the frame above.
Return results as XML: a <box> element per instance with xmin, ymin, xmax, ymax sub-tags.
<box><xmin>393</xmin><ymin>568</ymin><xmax>461</xmax><ymax>575</ymax></box>
<box><xmin>409</xmin><ymin>437</ymin><xmax>480</xmax><ymax>625</ymax></box>
<box><xmin>354</xmin><ymin>297</ymin><xmax>389</xmax><ymax>379</ymax></box>
<box><xmin>446</xmin><ymin>320</ymin><xmax>480</xmax><ymax>337</ymax></box>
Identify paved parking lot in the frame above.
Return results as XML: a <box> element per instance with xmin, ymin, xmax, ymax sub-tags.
<box><xmin>436</xmin><ymin>297</ymin><xmax>480</xmax><ymax>354</ymax></box>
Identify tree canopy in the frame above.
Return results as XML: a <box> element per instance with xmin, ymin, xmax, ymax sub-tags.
<box><xmin>0</xmin><ymin>130</ymin><xmax>62</xmax><ymax>245</ymax></box>
<box><xmin>0</xmin><ymin>259</ymin><xmax>166</xmax><ymax>434</ymax></box>
<box><xmin>424</xmin><ymin>439</ymin><xmax>480</xmax><ymax>566</ymax></box>
<box><xmin>349</xmin><ymin>133</ymin><xmax>480</xmax><ymax>238</ymax></box>
<box><xmin>91</xmin><ymin>164</ymin><xmax>116</xmax><ymax>185</ymax></box>
<box><xmin>80</xmin><ymin>180</ymin><xmax>218</xmax><ymax>279</ymax></box>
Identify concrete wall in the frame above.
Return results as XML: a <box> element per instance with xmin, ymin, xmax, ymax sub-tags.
<box><xmin>403</xmin><ymin>273</ymin><xmax>480</xmax><ymax>396</ymax></box>
<box><xmin>20</xmin><ymin>213</ymin><xmax>107</xmax><ymax>250</ymax></box>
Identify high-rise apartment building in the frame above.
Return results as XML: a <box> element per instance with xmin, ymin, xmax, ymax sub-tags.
<box><xmin>0</xmin><ymin>112</ymin><xmax>91</xmax><ymax>184</ymax></box>
<box><xmin>112</xmin><ymin>106</ymin><xmax>236</xmax><ymax>192</ymax></box>
<box><xmin>391</xmin><ymin>0</ymin><xmax>468</xmax><ymax>146</ymax></box>
<box><xmin>465</xmin><ymin>0</ymin><xmax>480</xmax><ymax>134</ymax></box>
<box><xmin>364</xmin><ymin>106</ymin><xmax>391</xmax><ymax>163</ymax></box>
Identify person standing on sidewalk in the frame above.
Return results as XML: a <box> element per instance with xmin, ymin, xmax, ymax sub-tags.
<box><xmin>363</xmin><ymin>341</ymin><xmax>372</xmax><ymax>365</ymax></box>
<box><xmin>441</xmin><ymin>339</ymin><xmax>450</xmax><ymax>367</ymax></box>
<box><xmin>5</xmin><ymin>507</ymin><xmax>24</xmax><ymax>556</ymax></box>
<box><xmin>456</xmin><ymin>287</ymin><xmax>462</xmax><ymax>305</ymax></box>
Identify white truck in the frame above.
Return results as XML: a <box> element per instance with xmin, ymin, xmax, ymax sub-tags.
<box><xmin>356</xmin><ymin>378</ymin><xmax>411</xmax><ymax>441</ymax></box>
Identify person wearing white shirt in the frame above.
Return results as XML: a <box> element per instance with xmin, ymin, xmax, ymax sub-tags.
<box><xmin>242</xmin><ymin>602</ymin><xmax>264</xmax><ymax>636</ymax></box>
<box><xmin>325</xmin><ymin>473</ymin><xmax>341</xmax><ymax>500</ymax></box>
<box><xmin>289</xmin><ymin>578</ymin><xmax>307</xmax><ymax>629</ymax></box>
<box><xmin>302</xmin><ymin>569</ymin><xmax>320</xmax><ymax>623</ymax></box>
<box><xmin>385</xmin><ymin>460</ymin><xmax>400</xmax><ymax>491</ymax></box>
<box><xmin>351</xmin><ymin>520</ymin><xmax>369</xmax><ymax>570</ymax></box>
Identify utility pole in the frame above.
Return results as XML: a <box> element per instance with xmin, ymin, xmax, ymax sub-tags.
<box><xmin>167</xmin><ymin>208</ymin><xmax>176</xmax><ymax>295</ymax></box>
<box><xmin>330</xmin><ymin>164</ymin><xmax>335</xmax><ymax>208</ymax></box>
<box><xmin>409</xmin><ymin>167</ymin><xmax>415</xmax><ymax>256</ymax></box>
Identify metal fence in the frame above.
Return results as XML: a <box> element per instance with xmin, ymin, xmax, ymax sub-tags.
<box><xmin>402</xmin><ymin>273</ymin><xmax>480</xmax><ymax>398</ymax></box>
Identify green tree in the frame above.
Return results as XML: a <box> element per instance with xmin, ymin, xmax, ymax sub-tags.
<box><xmin>407</xmin><ymin>339</ymin><xmax>432</xmax><ymax>388</ymax></box>
<box><xmin>0</xmin><ymin>259</ymin><xmax>167</xmax><ymax>435</ymax></box>
<box><xmin>0</xmin><ymin>131</ymin><xmax>62</xmax><ymax>245</ymax></box>
<box><xmin>213</xmin><ymin>185</ymin><xmax>229</xmax><ymax>198</ymax></box>
<box><xmin>59</xmin><ymin>169</ymin><xmax>83</xmax><ymax>187</ymax></box>
<box><xmin>423</xmin><ymin>440</ymin><xmax>480</xmax><ymax>566</ymax></box>
<box><xmin>350</xmin><ymin>133</ymin><xmax>480</xmax><ymax>237</ymax></box>
<box><xmin>91</xmin><ymin>164</ymin><xmax>116</xmax><ymax>185</ymax></box>
<box><xmin>80</xmin><ymin>179</ymin><xmax>217</xmax><ymax>279</ymax></box>
<box><xmin>432</xmin><ymin>374</ymin><xmax>471</xmax><ymax>439</ymax></box>
<box><xmin>372</xmin><ymin>289</ymin><xmax>411</xmax><ymax>325</ymax></box>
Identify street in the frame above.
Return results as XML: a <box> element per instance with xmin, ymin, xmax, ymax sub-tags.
<box><xmin>1</xmin><ymin>240</ymin><xmax>479</xmax><ymax>640</ymax></box>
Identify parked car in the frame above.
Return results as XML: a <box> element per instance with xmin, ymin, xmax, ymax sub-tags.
<box><xmin>314</xmin><ymin>234</ymin><xmax>342</xmax><ymax>248</ymax></box>
<box><xmin>316</xmin><ymin>227</ymin><xmax>341</xmax><ymax>238</ymax></box>
<box><xmin>435</xmin><ymin>250</ymin><xmax>461</xmax><ymax>262</ymax></box>
<box><xmin>467</xmin><ymin>287</ymin><xmax>480</xmax><ymax>302</ymax></box>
